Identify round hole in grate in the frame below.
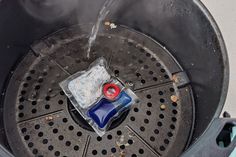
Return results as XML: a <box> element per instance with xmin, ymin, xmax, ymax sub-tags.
<box><xmin>130</xmin><ymin>116</ymin><xmax>135</xmax><ymax>121</ymax></box>
<box><xmin>150</xmin><ymin>136</ymin><xmax>155</xmax><ymax>142</ymax></box>
<box><xmin>141</xmin><ymin>79</ymin><xmax>146</xmax><ymax>84</ymax></box>
<box><xmin>30</xmin><ymin>70</ymin><xmax>35</xmax><ymax>74</ymax></box>
<box><xmin>153</xmin><ymin>77</ymin><xmax>158</xmax><ymax>81</ymax></box>
<box><xmin>42</xmin><ymin>139</ymin><xmax>48</xmax><ymax>144</ymax></box>
<box><xmin>168</xmin><ymin>132</ymin><xmax>173</xmax><ymax>137</ymax></box>
<box><xmin>28</xmin><ymin>142</ymin><xmax>33</xmax><ymax>148</ymax></box>
<box><xmin>120</xmin><ymin>145</ymin><xmax>125</xmax><ymax>150</ymax></box>
<box><xmin>21</xmin><ymin>90</ymin><xmax>26</xmax><ymax>95</ymax></box>
<box><xmin>128</xmin><ymin>139</ymin><xmax>133</xmax><ymax>145</ymax></box>
<box><xmin>34</xmin><ymin>124</ymin><xmax>40</xmax><ymax>130</ymax></box>
<box><xmin>38</xmin><ymin>77</ymin><xmax>43</xmax><ymax>83</ymax></box>
<box><xmin>45</xmin><ymin>96</ymin><xmax>50</xmax><ymax>101</ymax></box>
<box><xmin>58</xmin><ymin>100</ymin><xmax>64</xmax><ymax>105</ymax></box>
<box><xmin>170</xmin><ymin>124</ymin><xmax>176</xmax><ymax>130</ymax></box>
<box><xmin>140</xmin><ymin>126</ymin><xmax>145</xmax><ymax>132</ymax></box>
<box><xmin>146</xmin><ymin>111</ymin><xmax>151</xmax><ymax>116</ymax></box>
<box><xmin>164</xmin><ymin>75</ymin><xmax>169</xmax><ymax>79</ymax></box>
<box><xmin>68</xmin><ymin>125</ymin><xmax>74</xmax><ymax>131</ymax></box>
<box><xmin>117</xmin><ymin>130</ymin><xmax>122</xmax><ymax>136</ymax></box>
<box><xmin>111</xmin><ymin>147</ymin><xmax>116</xmax><ymax>153</ymax></box>
<box><xmin>54</xmin><ymin>151</ymin><xmax>60</xmax><ymax>156</ymax></box>
<box><xmin>23</xmin><ymin>83</ymin><xmax>28</xmax><ymax>88</ymax></box>
<box><xmin>101</xmin><ymin>149</ymin><xmax>107</xmax><ymax>155</ymax></box>
<box><xmin>173</xmin><ymin>110</ymin><xmax>178</xmax><ymax>114</ymax></box>
<box><xmin>159</xmin><ymin>114</ymin><xmax>164</xmax><ymax>119</ymax></box>
<box><xmin>151</xmin><ymin>57</ymin><xmax>156</xmax><ymax>61</ymax></box>
<box><xmin>60</xmin><ymin>91</ymin><xmax>65</xmax><ymax>95</ymax></box>
<box><xmin>19</xmin><ymin>113</ymin><xmax>24</xmax><ymax>118</ymax></box>
<box><xmin>48</xmin><ymin>122</ymin><xmax>54</xmax><ymax>126</ymax></box>
<box><xmin>154</xmin><ymin>129</ymin><xmax>159</xmax><ymax>134</ymax></box>
<box><xmin>159</xmin><ymin>91</ymin><xmax>164</xmax><ymax>95</ymax></box>
<box><xmin>31</xmin><ymin>101</ymin><xmax>37</xmax><ymax>105</ymax></box>
<box><xmin>18</xmin><ymin>105</ymin><xmax>24</xmax><ymax>110</ymax></box>
<box><xmin>144</xmin><ymin>119</ymin><xmax>149</xmax><ymax>124</ymax></box>
<box><xmin>53</xmin><ymin>128</ymin><xmax>58</xmax><ymax>134</ymax></box>
<box><xmin>31</xmin><ymin>109</ymin><xmax>37</xmax><ymax>114</ymax></box>
<box><xmin>97</xmin><ymin>136</ymin><xmax>102</xmax><ymax>141</ymax></box>
<box><xmin>45</xmin><ymin>104</ymin><xmax>50</xmax><ymax>109</ymax></box>
<box><xmin>38</xmin><ymin>132</ymin><xmax>43</xmax><ymax>137</ymax></box>
<box><xmin>136</xmin><ymin>73</ymin><xmax>141</xmax><ymax>77</ymax></box>
<box><xmin>24</xmin><ymin>135</ymin><xmax>30</xmax><ymax>141</ymax></box>
<box><xmin>146</xmin><ymin>94</ymin><xmax>151</xmax><ymax>99</ymax></box>
<box><xmin>132</xmin><ymin>154</ymin><xmax>137</xmax><ymax>157</ymax></box>
<box><xmin>21</xmin><ymin>128</ymin><xmax>27</xmax><ymax>133</ymax></box>
<box><xmin>107</xmin><ymin>135</ymin><xmax>112</xmax><ymax>140</ymax></box>
<box><xmin>160</xmin><ymin>69</ymin><xmax>166</xmax><ymax>73</ymax></box>
<box><xmin>134</xmin><ymin>107</ymin><xmax>139</xmax><ymax>112</ymax></box>
<box><xmin>172</xmin><ymin>117</ymin><xmax>177</xmax><ymax>122</ymax></box>
<box><xmin>32</xmin><ymin>149</ymin><xmax>38</xmax><ymax>155</ymax></box>
<box><xmin>65</xmin><ymin>141</ymin><xmax>71</xmax><ymax>146</ymax></box>
<box><xmin>58</xmin><ymin>135</ymin><xmax>64</xmax><ymax>141</ymax></box>
<box><xmin>19</xmin><ymin>97</ymin><xmax>24</xmax><ymax>102</ymax></box>
<box><xmin>170</xmin><ymin>88</ymin><xmax>175</xmax><ymax>92</ymax></box>
<box><xmin>146</xmin><ymin>53</ymin><xmax>151</xmax><ymax>57</ymax></box>
<box><xmin>26</xmin><ymin>76</ymin><xmax>32</xmax><ymax>81</ymax></box>
<box><xmin>114</xmin><ymin>70</ymin><xmax>119</xmax><ymax>76</ymax></box>
<box><xmin>160</xmin><ymin>98</ymin><xmax>165</xmax><ymax>103</ymax></box>
<box><xmin>35</xmin><ymin>85</ymin><xmax>40</xmax><ymax>90</ymax></box>
<box><xmin>172</xmin><ymin>102</ymin><xmax>178</xmax><ymax>107</ymax></box>
<box><xmin>138</xmin><ymin>59</ymin><xmax>143</xmax><ymax>64</ymax></box>
<box><xmin>62</xmin><ymin>118</ymin><xmax>68</xmax><ymax>123</ymax></box>
<box><xmin>77</xmin><ymin>131</ymin><xmax>82</xmax><ymax>137</ymax></box>
<box><xmin>160</xmin><ymin>146</ymin><xmax>166</xmax><ymax>151</ymax></box>
<box><xmin>92</xmin><ymin>150</ymin><xmax>97</xmax><ymax>155</ymax></box>
<box><xmin>158</xmin><ymin>122</ymin><xmax>163</xmax><ymax>127</ymax></box>
<box><xmin>147</xmin><ymin>102</ymin><xmax>152</xmax><ymax>107</ymax></box>
<box><xmin>164</xmin><ymin>139</ymin><xmax>170</xmax><ymax>144</ymax></box>
<box><xmin>74</xmin><ymin>145</ymin><xmax>79</xmax><ymax>151</ymax></box>
<box><xmin>48</xmin><ymin>145</ymin><xmax>54</xmax><ymax>151</ymax></box>
<box><xmin>139</xmin><ymin>149</ymin><xmax>144</xmax><ymax>154</ymax></box>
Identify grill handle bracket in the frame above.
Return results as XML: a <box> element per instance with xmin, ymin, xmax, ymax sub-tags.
<box><xmin>181</xmin><ymin>118</ymin><xmax>236</xmax><ymax>157</ymax></box>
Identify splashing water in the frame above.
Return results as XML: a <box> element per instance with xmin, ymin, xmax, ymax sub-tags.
<box><xmin>87</xmin><ymin>0</ymin><xmax>116</xmax><ymax>58</ymax></box>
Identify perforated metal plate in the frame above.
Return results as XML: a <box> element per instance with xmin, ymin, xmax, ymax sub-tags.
<box><xmin>3</xmin><ymin>25</ymin><xmax>194</xmax><ymax>157</ymax></box>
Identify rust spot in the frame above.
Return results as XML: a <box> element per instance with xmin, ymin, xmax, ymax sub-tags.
<box><xmin>105</xmin><ymin>21</ymin><xmax>111</xmax><ymax>26</ymax></box>
<box><xmin>119</xmin><ymin>151</ymin><xmax>125</xmax><ymax>157</ymax></box>
<box><xmin>160</xmin><ymin>104</ymin><xmax>166</xmax><ymax>110</ymax></box>
<box><xmin>172</xmin><ymin>74</ymin><xmax>178</xmax><ymax>82</ymax></box>
<box><xmin>171</xmin><ymin>95</ymin><xmax>179</xmax><ymax>102</ymax></box>
<box><xmin>45</xmin><ymin>116</ymin><xmax>53</xmax><ymax>121</ymax></box>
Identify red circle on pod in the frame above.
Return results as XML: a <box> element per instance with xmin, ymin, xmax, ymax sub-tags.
<box><xmin>103</xmin><ymin>83</ymin><xmax>121</xmax><ymax>100</ymax></box>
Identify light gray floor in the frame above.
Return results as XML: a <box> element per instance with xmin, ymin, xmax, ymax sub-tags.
<box><xmin>201</xmin><ymin>0</ymin><xmax>236</xmax><ymax>117</ymax></box>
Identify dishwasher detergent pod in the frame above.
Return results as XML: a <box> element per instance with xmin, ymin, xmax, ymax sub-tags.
<box><xmin>60</xmin><ymin>57</ymin><xmax>138</xmax><ymax>136</ymax></box>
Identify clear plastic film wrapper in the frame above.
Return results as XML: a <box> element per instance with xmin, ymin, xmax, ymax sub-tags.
<box><xmin>60</xmin><ymin>57</ymin><xmax>138</xmax><ymax>136</ymax></box>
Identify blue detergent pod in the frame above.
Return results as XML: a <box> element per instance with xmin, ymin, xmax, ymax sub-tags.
<box><xmin>88</xmin><ymin>91</ymin><xmax>132</xmax><ymax>128</ymax></box>
<box><xmin>60</xmin><ymin>57</ymin><xmax>138</xmax><ymax>136</ymax></box>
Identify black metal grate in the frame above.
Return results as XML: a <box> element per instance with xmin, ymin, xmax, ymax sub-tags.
<box><xmin>4</xmin><ymin>25</ymin><xmax>194</xmax><ymax>157</ymax></box>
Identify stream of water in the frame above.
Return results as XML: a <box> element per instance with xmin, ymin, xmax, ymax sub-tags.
<box><xmin>87</xmin><ymin>0</ymin><xmax>116</xmax><ymax>58</ymax></box>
